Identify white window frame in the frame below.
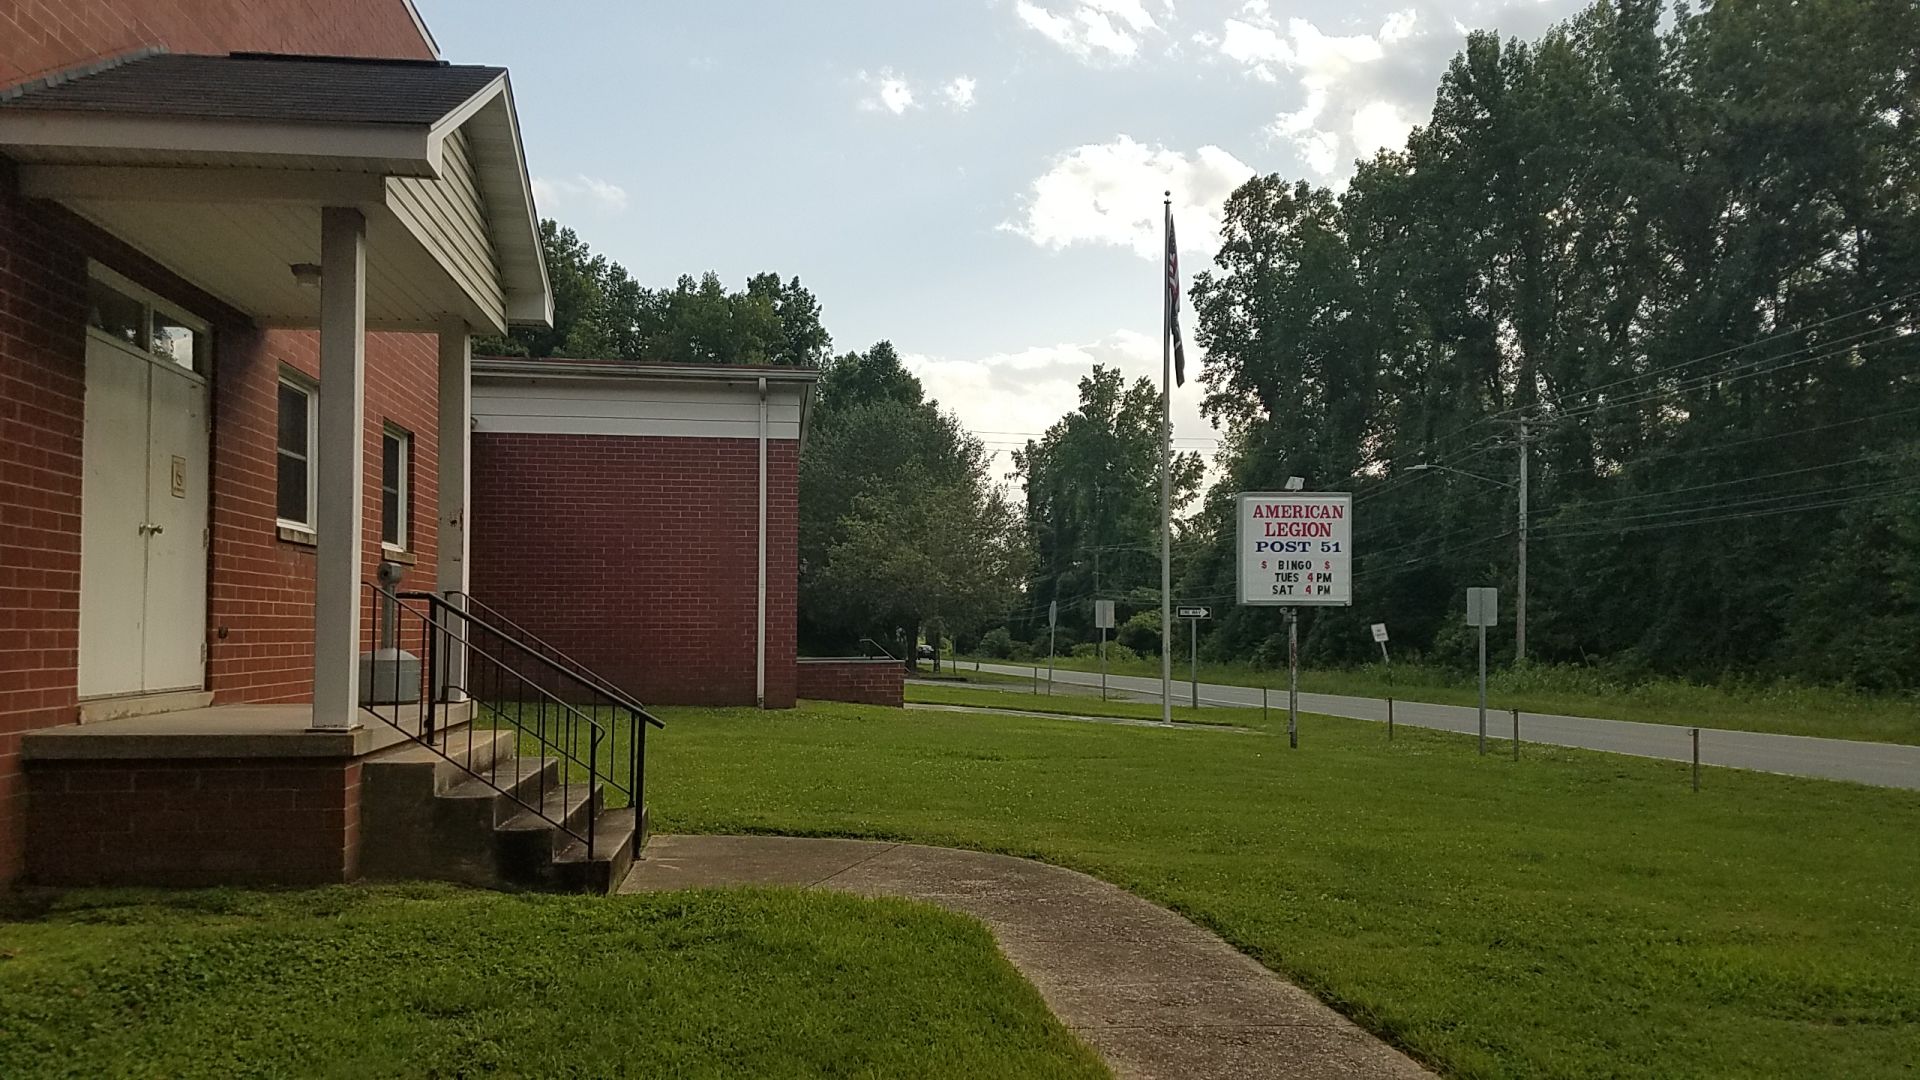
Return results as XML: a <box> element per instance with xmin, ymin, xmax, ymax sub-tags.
<box><xmin>380</xmin><ymin>426</ymin><xmax>412</xmax><ymax>553</ymax></box>
<box><xmin>276</xmin><ymin>372</ymin><xmax>318</xmax><ymax>534</ymax></box>
<box><xmin>85</xmin><ymin>260</ymin><xmax>210</xmax><ymax>379</ymax></box>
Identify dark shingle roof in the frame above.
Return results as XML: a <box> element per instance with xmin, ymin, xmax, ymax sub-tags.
<box><xmin>0</xmin><ymin>51</ymin><xmax>505</xmax><ymax>127</ymax></box>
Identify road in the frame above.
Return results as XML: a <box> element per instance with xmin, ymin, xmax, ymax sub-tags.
<box><xmin>971</xmin><ymin>663</ymin><xmax>1920</xmax><ymax>791</ymax></box>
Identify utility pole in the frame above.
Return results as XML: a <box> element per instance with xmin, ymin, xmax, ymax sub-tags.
<box><xmin>1516</xmin><ymin>417</ymin><xmax>1529</xmax><ymax>664</ymax></box>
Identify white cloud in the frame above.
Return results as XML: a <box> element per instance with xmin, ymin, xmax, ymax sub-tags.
<box><xmin>903</xmin><ymin>329</ymin><xmax>1220</xmax><ymax>493</ymax></box>
<box><xmin>943</xmin><ymin>75</ymin><xmax>978</xmax><ymax>111</ymax></box>
<box><xmin>1001</xmin><ymin>136</ymin><xmax>1256</xmax><ymax>260</ymax></box>
<box><xmin>856</xmin><ymin>68</ymin><xmax>916</xmax><ymax>115</ymax></box>
<box><xmin>1014</xmin><ymin>0</ymin><xmax>1161</xmax><ymax>62</ymax></box>
<box><xmin>1351</xmin><ymin>100</ymin><xmax>1415</xmax><ymax>159</ymax></box>
<box><xmin>531</xmin><ymin>174</ymin><xmax>629</xmax><ymax>213</ymax></box>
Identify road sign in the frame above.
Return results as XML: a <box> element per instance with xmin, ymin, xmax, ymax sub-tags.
<box><xmin>1176</xmin><ymin>605</ymin><xmax>1210</xmax><ymax>619</ymax></box>
<box><xmin>1235</xmin><ymin>491</ymin><xmax>1353</xmax><ymax>606</ymax></box>
<box><xmin>1370</xmin><ymin>623</ymin><xmax>1389</xmax><ymax>643</ymax></box>
<box><xmin>1048</xmin><ymin>600</ymin><xmax>1058</xmax><ymax>628</ymax></box>
<box><xmin>1093</xmin><ymin>599</ymin><xmax>1116</xmax><ymax>629</ymax></box>
<box><xmin>1466</xmin><ymin>587</ymin><xmax>1499</xmax><ymax>627</ymax></box>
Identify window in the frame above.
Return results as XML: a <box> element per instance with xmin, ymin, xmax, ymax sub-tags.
<box><xmin>381</xmin><ymin>428</ymin><xmax>411</xmax><ymax>551</ymax></box>
<box><xmin>277</xmin><ymin>377</ymin><xmax>316</xmax><ymax>530</ymax></box>
<box><xmin>85</xmin><ymin>263</ymin><xmax>208</xmax><ymax>375</ymax></box>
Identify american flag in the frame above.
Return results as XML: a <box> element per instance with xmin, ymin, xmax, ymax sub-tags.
<box><xmin>1166</xmin><ymin>206</ymin><xmax>1187</xmax><ymax>387</ymax></box>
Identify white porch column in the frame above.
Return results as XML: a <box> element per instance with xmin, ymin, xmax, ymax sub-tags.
<box><xmin>311</xmin><ymin>206</ymin><xmax>368</xmax><ymax>731</ymax></box>
<box><xmin>435</xmin><ymin>318</ymin><xmax>471</xmax><ymax>700</ymax></box>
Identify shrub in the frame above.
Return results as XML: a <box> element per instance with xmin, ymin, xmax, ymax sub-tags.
<box><xmin>1117</xmin><ymin>610</ymin><xmax>1161</xmax><ymax>656</ymax></box>
<box><xmin>977</xmin><ymin>627</ymin><xmax>1014</xmax><ymax>659</ymax></box>
<box><xmin>1070</xmin><ymin>641</ymin><xmax>1139</xmax><ymax>665</ymax></box>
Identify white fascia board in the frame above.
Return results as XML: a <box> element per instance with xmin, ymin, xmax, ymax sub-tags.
<box><xmin>0</xmin><ymin>111</ymin><xmax>439</xmax><ymax>175</ymax></box>
<box><xmin>472</xmin><ymin>359</ymin><xmax>823</xmax><ymax>384</ymax></box>
<box><xmin>401</xmin><ymin>0</ymin><xmax>442</xmax><ymax>57</ymax></box>
<box><xmin>476</xmin><ymin>78</ymin><xmax>553</xmax><ymax>328</ymax></box>
<box><xmin>19</xmin><ymin>164</ymin><xmax>389</xmax><ymax>206</ymax></box>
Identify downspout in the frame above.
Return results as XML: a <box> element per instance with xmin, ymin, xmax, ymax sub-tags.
<box><xmin>756</xmin><ymin>377</ymin><xmax>769</xmax><ymax>709</ymax></box>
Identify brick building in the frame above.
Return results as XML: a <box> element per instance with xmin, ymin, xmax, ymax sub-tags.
<box><xmin>0</xmin><ymin>0</ymin><xmax>570</xmax><ymax>888</ymax></box>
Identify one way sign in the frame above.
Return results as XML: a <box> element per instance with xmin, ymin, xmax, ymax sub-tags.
<box><xmin>1176</xmin><ymin>605</ymin><xmax>1211</xmax><ymax>619</ymax></box>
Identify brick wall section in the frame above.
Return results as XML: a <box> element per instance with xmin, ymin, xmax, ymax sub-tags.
<box><xmin>1</xmin><ymin>0</ymin><xmax>433</xmax><ymax>86</ymax></box>
<box><xmin>797</xmin><ymin>659</ymin><xmax>905</xmax><ymax>708</ymax></box>
<box><xmin>207</xmin><ymin>326</ymin><xmax>441</xmax><ymax>705</ymax></box>
<box><xmin>471</xmin><ymin>433</ymin><xmax>801</xmax><ymax>709</ymax></box>
<box><xmin>26</xmin><ymin>758</ymin><xmax>360</xmax><ymax>886</ymax></box>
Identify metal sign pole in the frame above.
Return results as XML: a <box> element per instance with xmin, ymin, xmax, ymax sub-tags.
<box><xmin>1287</xmin><ymin>609</ymin><xmax>1299</xmax><ymax>749</ymax></box>
<box><xmin>1047</xmin><ymin>627</ymin><xmax>1056</xmax><ymax>696</ymax></box>
<box><xmin>1189</xmin><ymin>616</ymin><xmax>1198</xmax><ymax>709</ymax></box>
<box><xmin>1477</xmin><ymin>621</ymin><xmax>1488</xmax><ymax>756</ymax></box>
<box><xmin>1100</xmin><ymin>625</ymin><xmax>1108</xmax><ymax>702</ymax></box>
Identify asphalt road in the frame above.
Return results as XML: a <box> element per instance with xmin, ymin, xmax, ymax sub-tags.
<box><xmin>972</xmin><ymin>663</ymin><xmax>1920</xmax><ymax>791</ymax></box>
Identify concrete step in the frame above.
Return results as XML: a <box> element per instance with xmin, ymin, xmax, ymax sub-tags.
<box><xmin>553</xmin><ymin>806</ymin><xmax>642</xmax><ymax>894</ymax></box>
<box><xmin>362</xmin><ymin>726</ymin><xmax>518</xmax><ymax>797</ymax></box>
<box><xmin>441</xmin><ymin>756</ymin><xmax>562</xmax><ymax>820</ymax></box>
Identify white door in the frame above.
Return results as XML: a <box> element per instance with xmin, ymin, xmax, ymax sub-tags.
<box><xmin>77</xmin><ymin>334</ymin><xmax>210</xmax><ymax>698</ymax></box>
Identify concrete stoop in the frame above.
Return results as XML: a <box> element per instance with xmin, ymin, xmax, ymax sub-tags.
<box><xmin>359</xmin><ymin>725</ymin><xmax>644</xmax><ymax>894</ymax></box>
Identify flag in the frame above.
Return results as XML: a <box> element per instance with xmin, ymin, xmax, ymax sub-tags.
<box><xmin>1165</xmin><ymin>207</ymin><xmax>1187</xmax><ymax>387</ymax></box>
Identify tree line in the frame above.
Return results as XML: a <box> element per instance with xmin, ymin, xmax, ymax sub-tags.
<box><xmin>1002</xmin><ymin>0</ymin><xmax>1920</xmax><ymax>691</ymax></box>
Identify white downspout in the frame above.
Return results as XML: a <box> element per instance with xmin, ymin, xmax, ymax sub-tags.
<box><xmin>756</xmin><ymin>377</ymin><xmax>769</xmax><ymax>709</ymax></box>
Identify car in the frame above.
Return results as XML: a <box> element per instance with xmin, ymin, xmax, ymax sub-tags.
<box><xmin>917</xmin><ymin>643</ymin><xmax>935</xmax><ymax>660</ymax></box>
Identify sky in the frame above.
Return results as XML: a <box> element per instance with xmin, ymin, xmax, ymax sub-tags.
<box><xmin>418</xmin><ymin>0</ymin><xmax>1588</xmax><ymax>484</ymax></box>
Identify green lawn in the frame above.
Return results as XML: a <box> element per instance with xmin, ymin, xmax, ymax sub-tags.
<box><xmin>906</xmin><ymin>682</ymin><xmax>1245</xmax><ymax>727</ymax></box>
<box><xmin>0</xmin><ymin>885</ymin><xmax>1104</xmax><ymax>1080</ymax></box>
<box><xmin>642</xmin><ymin>701</ymin><xmax>1920</xmax><ymax>1079</ymax></box>
<box><xmin>973</xmin><ymin>655</ymin><xmax>1920</xmax><ymax>745</ymax></box>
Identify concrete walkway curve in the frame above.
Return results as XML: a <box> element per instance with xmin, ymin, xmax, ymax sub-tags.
<box><xmin>624</xmin><ymin>835</ymin><xmax>1433</xmax><ymax>1080</ymax></box>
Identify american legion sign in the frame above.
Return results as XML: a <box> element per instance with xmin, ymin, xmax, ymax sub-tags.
<box><xmin>1234</xmin><ymin>491</ymin><xmax>1354</xmax><ymax>606</ymax></box>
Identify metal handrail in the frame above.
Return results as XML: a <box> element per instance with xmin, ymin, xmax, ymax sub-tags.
<box><xmin>442</xmin><ymin>590</ymin><xmax>664</xmax><ymax>728</ymax></box>
<box><xmin>366</xmin><ymin>581</ymin><xmax>606</xmax><ymax>851</ymax></box>
<box><xmin>857</xmin><ymin>637</ymin><xmax>898</xmax><ymax>660</ymax></box>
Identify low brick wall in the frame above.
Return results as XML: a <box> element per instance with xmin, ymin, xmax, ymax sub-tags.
<box><xmin>797</xmin><ymin>659</ymin><xmax>905</xmax><ymax>708</ymax></box>
<box><xmin>26</xmin><ymin>758</ymin><xmax>361</xmax><ymax>887</ymax></box>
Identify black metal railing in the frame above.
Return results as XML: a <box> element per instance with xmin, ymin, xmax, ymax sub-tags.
<box><xmin>362</xmin><ymin>582</ymin><xmax>664</xmax><ymax>858</ymax></box>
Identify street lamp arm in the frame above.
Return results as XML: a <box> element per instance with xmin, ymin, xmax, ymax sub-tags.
<box><xmin>1407</xmin><ymin>462</ymin><xmax>1516</xmax><ymax>490</ymax></box>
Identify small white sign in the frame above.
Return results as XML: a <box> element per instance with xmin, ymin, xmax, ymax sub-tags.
<box><xmin>1048</xmin><ymin>600</ymin><xmax>1058</xmax><ymax>629</ymax></box>
<box><xmin>1093</xmin><ymin>599</ymin><xmax>1116</xmax><ymax>629</ymax></box>
<box><xmin>1466</xmin><ymin>587</ymin><xmax>1499</xmax><ymax>627</ymax></box>
<box><xmin>1371</xmin><ymin>622</ymin><xmax>1389</xmax><ymax>643</ymax></box>
<box><xmin>1235</xmin><ymin>491</ymin><xmax>1353</xmax><ymax>607</ymax></box>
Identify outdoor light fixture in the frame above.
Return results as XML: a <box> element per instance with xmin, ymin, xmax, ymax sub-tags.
<box><xmin>290</xmin><ymin>263</ymin><xmax>323</xmax><ymax>288</ymax></box>
<box><xmin>1283</xmin><ymin>476</ymin><xmax>1306</xmax><ymax>491</ymax></box>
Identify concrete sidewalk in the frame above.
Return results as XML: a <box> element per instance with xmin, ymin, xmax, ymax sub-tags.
<box><xmin>974</xmin><ymin>662</ymin><xmax>1920</xmax><ymax>790</ymax></box>
<box><xmin>624</xmin><ymin>834</ymin><xmax>1432</xmax><ymax>1080</ymax></box>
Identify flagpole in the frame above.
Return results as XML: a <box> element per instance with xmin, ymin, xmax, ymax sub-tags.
<box><xmin>1160</xmin><ymin>191</ymin><xmax>1174</xmax><ymax>725</ymax></box>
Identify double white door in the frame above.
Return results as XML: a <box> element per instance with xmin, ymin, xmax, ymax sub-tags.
<box><xmin>77</xmin><ymin>334</ymin><xmax>209</xmax><ymax>699</ymax></box>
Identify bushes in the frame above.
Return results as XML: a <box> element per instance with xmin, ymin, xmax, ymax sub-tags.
<box><xmin>1070</xmin><ymin>641</ymin><xmax>1139</xmax><ymax>665</ymax></box>
<box><xmin>977</xmin><ymin>627</ymin><xmax>1015</xmax><ymax>659</ymax></box>
<box><xmin>1117</xmin><ymin>611</ymin><xmax>1161</xmax><ymax>656</ymax></box>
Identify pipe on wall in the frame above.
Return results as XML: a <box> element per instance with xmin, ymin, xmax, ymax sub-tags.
<box><xmin>756</xmin><ymin>377</ymin><xmax>768</xmax><ymax>708</ymax></box>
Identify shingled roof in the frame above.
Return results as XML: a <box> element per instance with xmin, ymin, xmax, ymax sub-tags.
<box><xmin>0</xmin><ymin>51</ymin><xmax>506</xmax><ymax>127</ymax></box>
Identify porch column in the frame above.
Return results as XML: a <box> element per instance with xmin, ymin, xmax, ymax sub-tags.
<box><xmin>312</xmin><ymin>206</ymin><xmax>367</xmax><ymax>731</ymax></box>
<box><xmin>435</xmin><ymin>318</ymin><xmax>471</xmax><ymax>700</ymax></box>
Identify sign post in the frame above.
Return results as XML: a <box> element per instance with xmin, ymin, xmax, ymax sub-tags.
<box><xmin>1235</xmin><ymin>492</ymin><xmax>1354</xmax><ymax>750</ymax></box>
<box><xmin>1466</xmin><ymin>587</ymin><xmax>1499</xmax><ymax>755</ymax></box>
<box><xmin>1176</xmin><ymin>605</ymin><xmax>1210</xmax><ymax>709</ymax></box>
<box><xmin>1047</xmin><ymin>600</ymin><xmax>1058</xmax><ymax>697</ymax></box>
<box><xmin>1094</xmin><ymin>599</ymin><xmax>1116</xmax><ymax>702</ymax></box>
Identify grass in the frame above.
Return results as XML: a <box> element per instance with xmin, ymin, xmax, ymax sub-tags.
<box><xmin>0</xmin><ymin>884</ymin><xmax>1106</xmax><ymax>1080</ymax></box>
<box><xmin>905</xmin><ymin>682</ymin><xmax>1246</xmax><ymax>727</ymax></box>
<box><xmin>973</xmin><ymin>655</ymin><xmax>1920</xmax><ymax>745</ymax></box>
<box><xmin>639</xmin><ymin>700</ymin><xmax>1920</xmax><ymax>1079</ymax></box>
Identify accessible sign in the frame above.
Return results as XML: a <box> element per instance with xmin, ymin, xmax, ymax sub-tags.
<box><xmin>1235</xmin><ymin>491</ymin><xmax>1353</xmax><ymax>607</ymax></box>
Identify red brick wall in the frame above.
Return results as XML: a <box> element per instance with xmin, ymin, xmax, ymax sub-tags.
<box><xmin>797</xmin><ymin>659</ymin><xmax>905</xmax><ymax>708</ymax></box>
<box><xmin>1</xmin><ymin>0</ymin><xmax>433</xmax><ymax>86</ymax></box>
<box><xmin>471</xmin><ymin>433</ymin><xmax>801</xmax><ymax>709</ymax></box>
<box><xmin>26</xmin><ymin>757</ymin><xmax>360</xmax><ymax>886</ymax></box>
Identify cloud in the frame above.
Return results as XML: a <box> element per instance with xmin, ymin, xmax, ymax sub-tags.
<box><xmin>1206</xmin><ymin>0</ymin><xmax>1586</xmax><ymax>179</ymax></box>
<box><xmin>1014</xmin><ymin>0</ymin><xmax>1161</xmax><ymax>62</ymax></box>
<box><xmin>943</xmin><ymin>75</ymin><xmax>978</xmax><ymax>111</ymax></box>
<box><xmin>857</xmin><ymin>68</ymin><xmax>916</xmax><ymax>115</ymax></box>
<box><xmin>903</xmin><ymin>329</ymin><xmax>1221</xmax><ymax>492</ymax></box>
<box><xmin>1001</xmin><ymin>136</ymin><xmax>1256</xmax><ymax>260</ymax></box>
<box><xmin>530</xmin><ymin>174</ymin><xmax>629</xmax><ymax>213</ymax></box>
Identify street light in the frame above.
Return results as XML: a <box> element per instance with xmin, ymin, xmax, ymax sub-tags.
<box><xmin>1407</xmin><ymin>460</ymin><xmax>1529</xmax><ymax>662</ymax></box>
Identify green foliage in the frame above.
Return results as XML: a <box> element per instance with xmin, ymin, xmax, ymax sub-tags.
<box><xmin>1116</xmin><ymin>609</ymin><xmax>1161</xmax><ymax>656</ymax></box>
<box><xmin>976</xmin><ymin>627</ymin><xmax>1015</xmax><ymax>659</ymax></box>
<box><xmin>479</xmin><ymin>220</ymin><xmax>831</xmax><ymax>367</ymax></box>
<box><xmin>1068</xmin><ymin>641</ymin><xmax>1139</xmax><ymax>665</ymax></box>
<box><xmin>0</xmin><ymin>886</ymin><xmax>1103</xmax><ymax>1079</ymax></box>
<box><xmin>1172</xmin><ymin>0</ymin><xmax>1920</xmax><ymax>689</ymax></box>
<box><xmin>647</xmin><ymin>701</ymin><xmax>1920</xmax><ymax>1078</ymax></box>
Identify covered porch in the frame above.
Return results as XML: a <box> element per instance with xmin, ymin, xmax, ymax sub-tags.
<box><xmin>0</xmin><ymin>50</ymin><xmax>557</xmax><ymax>886</ymax></box>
